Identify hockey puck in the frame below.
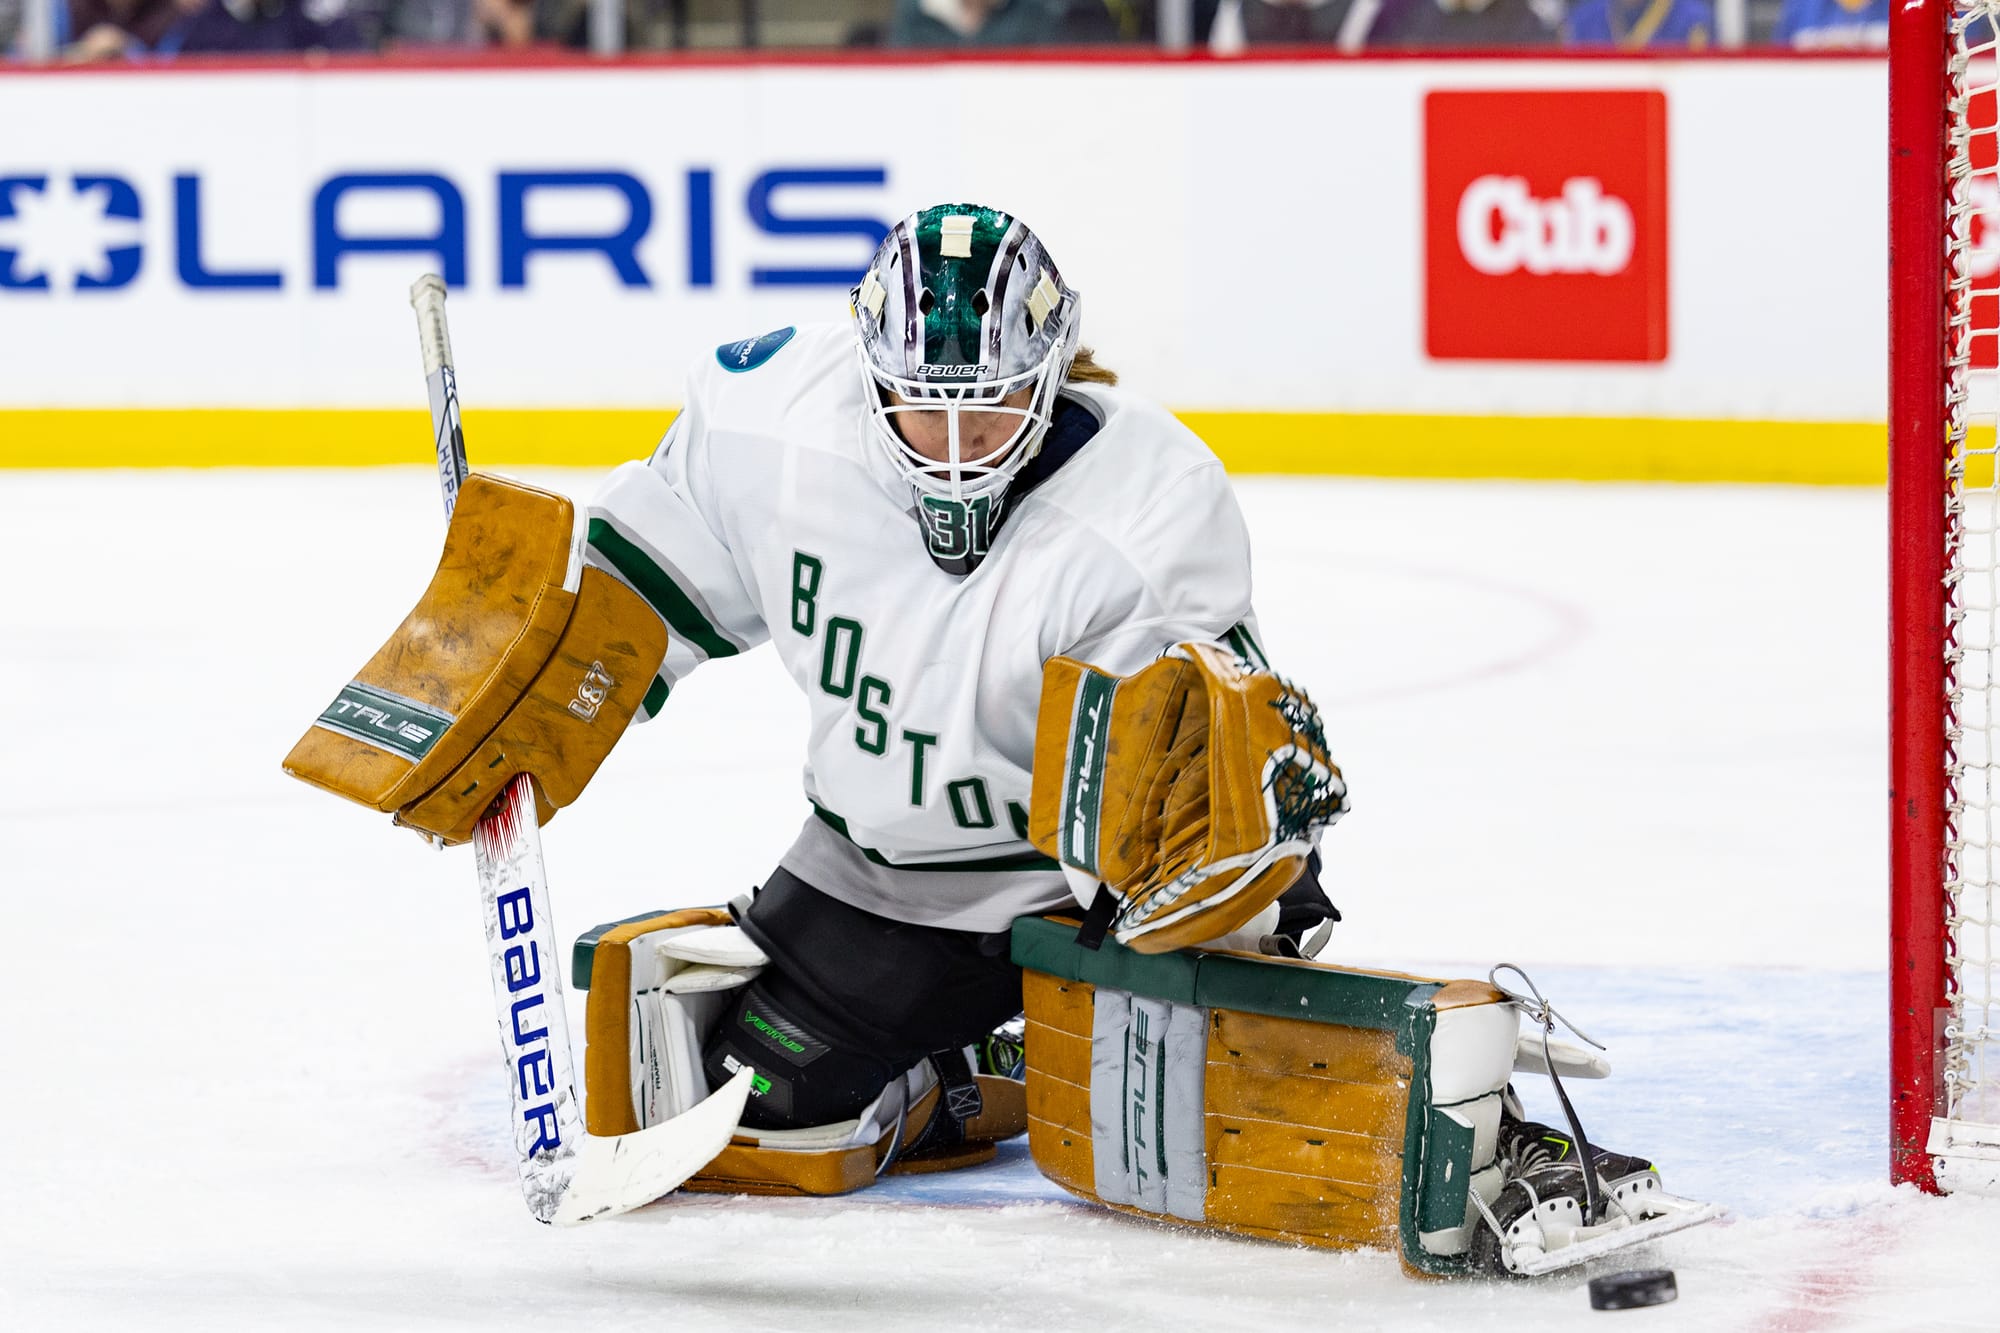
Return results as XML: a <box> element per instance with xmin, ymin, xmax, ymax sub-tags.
<box><xmin>1588</xmin><ymin>1269</ymin><xmax>1678</xmax><ymax>1311</ymax></box>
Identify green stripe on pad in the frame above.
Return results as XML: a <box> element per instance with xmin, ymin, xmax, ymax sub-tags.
<box><xmin>586</xmin><ymin>518</ymin><xmax>740</xmax><ymax>661</ymax></box>
<box><xmin>641</xmin><ymin>674</ymin><xmax>671</xmax><ymax>718</ymax></box>
<box><xmin>1058</xmin><ymin>668</ymin><xmax>1117</xmax><ymax>874</ymax></box>
<box><xmin>1010</xmin><ymin>914</ymin><xmax>1436</xmax><ymax>1040</ymax></box>
<box><xmin>570</xmin><ymin>907</ymin><xmax>675</xmax><ymax>991</ymax></box>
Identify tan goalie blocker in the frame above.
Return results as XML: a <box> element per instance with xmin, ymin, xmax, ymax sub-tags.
<box><xmin>282</xmin><ymin>473</ymin><xmax>668</xmax><ymax>844</ymax></box>
<box><xmin>1029</xmin><ymin>640</ymin><xmax>1348</xmax><ymax>953</ymax></box>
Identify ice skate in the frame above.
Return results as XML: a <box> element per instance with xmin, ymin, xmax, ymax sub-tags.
<box><xmin>1470</xmin><ymin>1103</ymin><xmax>1718</xmax><ymax>1277</ymax></box>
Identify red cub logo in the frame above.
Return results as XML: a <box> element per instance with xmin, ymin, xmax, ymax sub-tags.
<box><xmin>1425</xmin><ymin>90</ymin><xmax>1669</xmax><ymax>363</ymax></box>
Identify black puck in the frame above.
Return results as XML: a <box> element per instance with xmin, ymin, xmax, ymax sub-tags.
<box><xmin>1588</xmin><ymin>1269</ymin><xmax>1678</xmax><ymax>1311</ymax></box>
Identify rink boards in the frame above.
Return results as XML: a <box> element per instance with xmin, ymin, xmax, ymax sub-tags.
<box><xmin>0</xmin><ymin>54</ymin><xmax>1888</xmax><ymax>481</ymax></box>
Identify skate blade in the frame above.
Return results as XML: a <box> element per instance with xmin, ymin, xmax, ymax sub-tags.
<box><xmin>1511</xmin><ymin>1194</ymin><xmax>1725</xmax><ymax>1277</ymax></box>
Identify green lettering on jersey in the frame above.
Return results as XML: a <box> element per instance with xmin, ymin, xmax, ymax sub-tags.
<box><xmin>791</xmin><ymin>552</ymin><xmax>823</xmax><ymax>636</ymax></box>
<box><xmin>856</xmin><ymin>675</ymin><xmax>893</xmax><ymax>755</ymax></box>
<box><xmin>902</xmin><ymin>729</ymin><xmax>939</xmax><ymax>807</ymax></box>
<box><xmin>917</xmin><ymin>493</ymin><xmax>1001</xmax><ymax>567</ymax></box>
<box><xmin>820</xmin><ymin>617</ymin><xmax>864</xmax><ymax>699</ymax></box>
<box><xmin>947</xmin><ymin>777</ymin><xmax>995</xmax><ymax>830</ymax></box>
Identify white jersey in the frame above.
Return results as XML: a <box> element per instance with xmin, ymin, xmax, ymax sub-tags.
<box><xmin>584</xmin><ymin>322</ymin><xmax>1265</xmax><ymax>932</ymax></box>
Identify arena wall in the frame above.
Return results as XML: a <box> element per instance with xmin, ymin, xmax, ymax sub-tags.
<box><xmin>0</xmin><ymin>54</ymin><xmax>1887</xmax><ymax>479</ymax></box>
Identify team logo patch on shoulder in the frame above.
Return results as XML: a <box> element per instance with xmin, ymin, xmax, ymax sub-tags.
<box><xmin>716</xmin><ymin>327</ymin><xmax>796</xmax><ymax>373</ymax></box>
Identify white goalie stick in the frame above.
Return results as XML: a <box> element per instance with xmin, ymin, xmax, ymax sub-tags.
<box><xmin>407</xmin><ymin>274</ymin><xmax>753</xmax><ymax>1226</ymax></box>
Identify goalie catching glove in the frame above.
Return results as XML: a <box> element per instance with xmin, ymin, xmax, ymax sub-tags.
<box><xmin>1028</xmin><ymin>639</ymin><xmax>1348</xmax><ymax>954</ymax></box>
<box><xmin>282</xmin><ymin>473</ymin><xmax>667</xmax><ymax>844</ymax></box>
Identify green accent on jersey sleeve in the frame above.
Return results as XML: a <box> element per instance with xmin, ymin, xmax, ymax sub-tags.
<box><xmin>587</xmin><ymin>517</ymin><xmax>741</xmax><ymax>662</ymax></box>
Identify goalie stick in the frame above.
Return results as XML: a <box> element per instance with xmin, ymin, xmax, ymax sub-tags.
<box><xmin>407</xmin><ymin>274</ymin><xmax>753</xmax><ymax>1226</ymax></box>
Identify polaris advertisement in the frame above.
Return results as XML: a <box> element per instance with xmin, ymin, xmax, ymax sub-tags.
<box><xmin>0</xmin><ymin>61</ymin><xmax>1882</xmax><ymax>419</ymax></box>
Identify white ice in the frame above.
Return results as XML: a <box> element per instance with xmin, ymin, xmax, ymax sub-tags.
<box><xmin>4</xmin><ymin>467</ymin><xmax>1991</xmax><ymax>1332</ymax></box>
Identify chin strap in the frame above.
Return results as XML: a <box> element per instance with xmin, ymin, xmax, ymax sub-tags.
<box><xmin>1488</xmin><ymin>963</ymin><xmax>1609</xmax><ymax>1226</ymax></box>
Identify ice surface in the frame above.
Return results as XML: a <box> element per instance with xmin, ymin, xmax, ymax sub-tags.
<box><xmin>4</xmin><ymin>468</ymin><xmax>1989</xmax><ymax>1331</ymax></box>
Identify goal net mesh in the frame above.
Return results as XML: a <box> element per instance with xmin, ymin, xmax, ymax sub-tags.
<box><xmin>1945</xmin><ymin>8</ymin><xmax>2000</xmax><ymax>1139</ymax></box>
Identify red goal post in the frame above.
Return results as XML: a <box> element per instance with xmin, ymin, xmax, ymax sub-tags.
<box><xmin>1891</xmin><ymin>0</ymin><xmax>2000</xmax><ymax>1194</ymax></box>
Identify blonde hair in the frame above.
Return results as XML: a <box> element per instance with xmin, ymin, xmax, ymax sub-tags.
<box><xmin>1067</xmin><ymin>346</ymin><xmax>1118</xmax><ymax>386</ymax></box>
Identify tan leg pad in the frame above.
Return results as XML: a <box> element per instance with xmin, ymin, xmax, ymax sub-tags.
<box><xmin>1014</xmin><ymin>915</ymin><xmax>1520</xmax><ymax>1277</ymax></box>
<box><xmin>682</xmin><ymin>1139</ymin><xmax>880</xmax><ymax>1197</ymax></box>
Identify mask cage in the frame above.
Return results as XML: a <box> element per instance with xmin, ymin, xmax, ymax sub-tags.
<box><xmin>857</xmin><ymin>300</ymin><xmax>1080</xmax><ymax>504</ymax></box>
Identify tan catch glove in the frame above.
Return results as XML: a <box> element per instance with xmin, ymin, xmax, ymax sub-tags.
<box><xmin>282</xmin><ymin>472</ymin><xmax>667</xmax><ymax>845</ymax></box>
<box><xmin>1028</xmin><ymin>640</ymin><xmax>1348</xmax><ymax>954</ymax></box>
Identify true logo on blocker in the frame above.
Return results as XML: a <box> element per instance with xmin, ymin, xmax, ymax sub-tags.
<box><xmin>1424</xmin><ymin>90</ymin><xmax>1669</xmax><ymax>363</ymax></box>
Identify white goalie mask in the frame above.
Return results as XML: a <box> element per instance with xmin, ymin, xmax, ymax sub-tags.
<box><xmin>851</xmin><ymin>205</ymin><xmax>1082</xmax><ymax>517</ymax></box>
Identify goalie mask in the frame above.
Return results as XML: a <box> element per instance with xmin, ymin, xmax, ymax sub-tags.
<box><xmin>852</xmin><ymin>204</ymin><xmax>1082</xmax><ymax>574</ymax></box>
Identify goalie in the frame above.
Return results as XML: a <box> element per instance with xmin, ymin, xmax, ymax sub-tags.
<box><xmin>287</xmin><ymin>202</ymin><xmax>1707</xmax><ymax>1271</ymax></box>
<box><xmin>571</xmin><ymin>203</ymin><xmax>1349</xmax><ymax>1156</ymax></box>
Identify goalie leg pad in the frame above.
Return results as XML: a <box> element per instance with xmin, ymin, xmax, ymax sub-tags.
<box><xmin>1012</xmin><ymin>919</ymin><xmax>1719</xmax><ymax>1276</ymax></box>
<box><xmin>283</xmin><ymin>472</ymin><xmax>668</xmax><ymax>845</ymax></box>
<box><xmin>575</xmin><ymin>906</ymin><xmax>746</xmax><ymax>1137</ymax></box>
<box><xmin>1013</xmin><ymin>915</ymin><xmax>1520</xmax><ymax>1274</ymax></box>
<box><xmin>576</xmin><ymin>895</ymin><xmax>1028</xmax><ymax>1201</ymax></box>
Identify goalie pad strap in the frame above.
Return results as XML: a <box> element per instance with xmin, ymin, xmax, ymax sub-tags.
<box><xmin>282</xmin><ymin>473</ymin><xmax>669</xmax><ymax>844</ymax></box>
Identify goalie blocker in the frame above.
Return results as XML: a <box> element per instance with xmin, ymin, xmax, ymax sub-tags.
<box><xmin>282</xmin><ymin>473</ymin><xmax>666</xmax><ymax>844</ymax></box>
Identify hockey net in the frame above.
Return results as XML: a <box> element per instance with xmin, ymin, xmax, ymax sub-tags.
<box><xmin>1894</xmin><ymin>0</ymin><xmax>2000</xmax><ymax>1194</ymax></box>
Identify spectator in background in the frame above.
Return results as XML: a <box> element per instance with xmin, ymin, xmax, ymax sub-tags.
<box><xmin>1057</xmin><ymin>0</ymin><xmax>1173</xmax><ymax>40</ymax></box>
<box><xmin>357</xmin><ymin>0</ymin><xmax>474</xmax><ymax>45</ymax></box>
<box><xmin>1</xmin><ymin>0</ymin><xmax>21</xmax><ymax>54</ymax></box>
<box><xmin>889</xmin><ymin>0</ymin><xmax>1068</xmax><ymax>45</ymax></box>
<box><xmin>63</xmin><ymin>0</ymin><xmax>184</xmax><ymax>58</ymax></box>
<box><xmin>1563</xmin><ymin>0</ymin><xmax>1711</xmax><ymax>46</ymax></box>
<box><xmin>1345</xmin><ymin>0</ymin><xmax>1560</xmax><ymax>48</ymax></box>
<box><xmin>164</xmin><ymin>0</ymin><xmax>367</xmax><ymax>52</ymax></box>
<box><xmin>1206</xmin><ymin>0</ymin><xmax>1346</xmax><ymax>47</ymax></box>
<box><xmin>1773</xmin><ymin>0</ymin><xmax>1884</xmax><ymax>47</ymax></box>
